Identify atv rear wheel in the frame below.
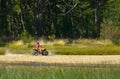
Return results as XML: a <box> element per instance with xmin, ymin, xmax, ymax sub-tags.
<box><xmin>32</xmin><ymin>51</ymin><xmax>38</xmax><ymax>56</ymax></box>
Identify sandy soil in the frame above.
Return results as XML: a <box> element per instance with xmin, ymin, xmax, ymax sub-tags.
<box><xmin>0</xmin><ymin>53</ymin><xmax>120</xmax><ymax>66</ymax></box>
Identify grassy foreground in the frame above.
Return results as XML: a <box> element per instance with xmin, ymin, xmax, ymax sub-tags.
<box><xmin>1</xmin><ymin>39</ymin><xmax>120</xmax><ymax>55</ymax></box>
<box><xmin>0</xmin><ymin>65</ymin><xmax>119</xmax><ymax>79</ymax></box>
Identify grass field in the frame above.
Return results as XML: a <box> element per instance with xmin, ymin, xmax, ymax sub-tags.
<box><xmin>0</xmin><ymin>65</ymin><xmax>119</xmax><ymax>79</ymax></box>
<box><xmin>1</xmin><ymin>39</ymin><xmax>120</xmax><ymax>55</ymax></box>
<box><xmin>47</xmin><ymin>45</ymin><xmax>120</xmax><ymax>55</ymax></box>
<box><xmin>0</xmin><ymin>39</ymin><xmax>120</xmax><ymax>79</ymax></box>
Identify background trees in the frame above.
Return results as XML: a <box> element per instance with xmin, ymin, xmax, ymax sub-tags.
<box><xmin>0</xmin><ymin>0</ymin><xmax>120</xmax><ymax>41</ymax></box>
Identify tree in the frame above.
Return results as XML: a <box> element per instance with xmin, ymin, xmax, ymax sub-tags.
<box><xmin>0</xmin><ymin>0</ymin><xmax>120</xmax><ymax>41</ymax></box>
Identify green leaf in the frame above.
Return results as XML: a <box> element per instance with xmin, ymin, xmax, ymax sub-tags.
<box><xmin>13</xmin><ymin>4</ymin><xmax>21</xmax><ymax>13</ymax></box>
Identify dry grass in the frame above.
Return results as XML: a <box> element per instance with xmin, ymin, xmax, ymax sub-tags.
<box><xmin>74</xmin><ymin>39</ymin><xmax>113</xmax><ymax>46</ymax></box>
<box><xmin>7</xmin><ymin>39</ymin><xmax>114</xmax><ymax>47</ymax></box>
<box><xmin>5</xmin><ymin>39</ymin><xmax>120</xmax><ymax>55</ymax></box>
<box><xmin>8</xmin><ymin>40</ymin><xmax>24</xmax><ymax>46</ymax></box>
<box><xmin>32</xmin><ymin>39</ymin><xmax>67</xmax><ymax>46</ymax></box>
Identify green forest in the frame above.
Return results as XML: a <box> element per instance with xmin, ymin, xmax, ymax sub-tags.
<box><xmin>0</xmin><ymin>0</ymin><xmax>120</xmax><ymax>42</ymax></box>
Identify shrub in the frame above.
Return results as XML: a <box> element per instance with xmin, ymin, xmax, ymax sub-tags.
<box><xmin>18</xmin><ymin>30</ymin><xmax>33</xmax><ymax>43</ymax></box>
<box><xmin>101</xmin><ymin>20</ymin><xmax>120</xmax><ymax>45</ymax></box>
<box><xmin>0</xmin><ymin>48</ymin><xmax>5</xmax><ymax>55</ymax></box>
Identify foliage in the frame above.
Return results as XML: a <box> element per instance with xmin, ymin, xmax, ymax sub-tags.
<box><xmin>103</xmin><ymin>0</ymin><xmax>120</xmax><ymax>26</ymax></box>
<box><xmin>18</xmin><ymin>30</ymin><xmax>33</xmax><ymax>43</ymax></box>
<box><xmin>0</xmin><ymin>48</ymin><xmax>5</xmax><ymax>55</ymax></box>
<box><xmin>0</xmin><ymin>66</ymin><xmax>119</xmax><ymax>79</ymax></box>
<box><xmin>101</xmin><ymin>20</ymin><xmax>120</xmax><ymax>45</ymax></box>
<box><xmin>6</xmin><ymin>39</ymin><xmax>120</xmax><ymax>55</ymax></box>
<box><xmin>1</xmin><ymin>0</ymin><xmax>120</xmax><ymax>40</ymax></box>
<box><xmin>111</xmin><ymin>28</ymin><xmax>120</xmax><ymax>45</ymax></box>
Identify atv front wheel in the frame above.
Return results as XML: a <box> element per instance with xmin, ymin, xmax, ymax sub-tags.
<box><xmin>42</xmin><ymin>51</ymin><xmax>48</xmax><ymax>56</ymax></box>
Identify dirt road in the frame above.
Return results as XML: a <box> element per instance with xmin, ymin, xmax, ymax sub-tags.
<box><xmin>0</xmin><ymin>54</ymin><xmax>120</xmax><ymax>66</ymax></box>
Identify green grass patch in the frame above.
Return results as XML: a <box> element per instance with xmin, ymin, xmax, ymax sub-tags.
<box><xmin>5</xmin><ymin>39</ymin><xmax>120</xmax><ymax>55</ymax></box>
<box><xmin>6</xmin><ymin>40</ymin><xmax>33</xmax><ymax>54</ymax></box>
<box><xmin>50</xmin><ymin>45</ymin><xmax>120</xmax><ymax>55</ymax></box>
<box><xmin>44</xmin><ymin>39</ymin><xmax>120</xmax><ymax>55</ymax></box>
<box><xmin>0</xmin><ymin>47</ymin><xmax>5</xmax><ymax>55</ymax></box>
<box><xmin>0</xmin><ymin>65</ymin><xmax>119</xmax><ymax>79</ymax></box>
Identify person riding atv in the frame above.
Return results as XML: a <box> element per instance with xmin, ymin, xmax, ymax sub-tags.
<box><xmin>32</xmin><ymin>42</ymin><xmax>49</xmax><ymax>56</ymax></box>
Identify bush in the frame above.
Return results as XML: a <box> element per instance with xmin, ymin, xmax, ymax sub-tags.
<box><xmin>0</xmin><ymin>48</ymin><xmax>5</xmax><ymax>55</ymax></box>
<box><xmin>101</xmin><ymin>20</ymin><xmax>120</xmax><ymax>45</ymax></box>
<box><xmin>18</xmin><ymin>30</ymin><xmax>33</xmax><ymax>43</ymax></box>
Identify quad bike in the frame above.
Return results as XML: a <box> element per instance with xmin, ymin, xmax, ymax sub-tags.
<box><xmin>32</xmin><ymin>47</ymin><xmax>49</xmax><ymax>56</ymax></box>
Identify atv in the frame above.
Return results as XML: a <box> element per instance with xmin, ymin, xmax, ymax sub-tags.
<box><xmin>32</xmin><ymin>47</ymin><xmax>49</xmax><ymax>56</ymax></box>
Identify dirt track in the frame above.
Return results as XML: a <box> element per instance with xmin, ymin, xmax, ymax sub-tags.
<box><xmin>0</xmin><ymin>54</ymin><xmax>120</xmax><ymax>66</ymax></box>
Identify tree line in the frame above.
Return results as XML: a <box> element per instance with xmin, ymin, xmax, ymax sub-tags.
<box><xmin>0</xmin><ymin>0</ymin><xmax>120</xmax><ymax>41</ymax></box>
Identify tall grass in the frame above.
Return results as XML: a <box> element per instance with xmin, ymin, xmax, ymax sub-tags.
<box><xmin>6</xmin><ymin>40</ymin><xmax>32</xmax><ymax>54</ymax></box>
<box><xmin>46</xmin><ymin>39</ymin><xmax>120</xmax><ymax>55</ymax></box>
<box><xmin>5</xmin><ymin>39</ymin><xmax>120</xmax><ymax>55</ymax></box>
<box><xmin>0</xmin><ymin>65</ymin><xmax>119</xmax><ymax>79</ymax></box>
<box><xmin>51</xmin><ymin>45</ymin><xmax>120</xmax><ymax>55</ymax></box>
<box><xmin>0</xmin><ymin>47</ymin><xmax>5</xmax><ymax>55</ymax></box>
